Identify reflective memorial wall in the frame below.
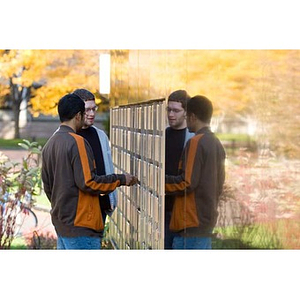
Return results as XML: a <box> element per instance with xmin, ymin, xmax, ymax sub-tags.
<box><xmin>109</xmin><ymin>50</ymin><xmax>190</xmax><ymax>107</ymax></box>
<box><xmin>109</xmin><ymin>98</ymin><xmax>166</xmax><ymax>249</ymax></box>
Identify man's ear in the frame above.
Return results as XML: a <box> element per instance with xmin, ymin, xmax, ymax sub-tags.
<box><xmin>189</xmin><ymin>112</ymin><xmax>196</xmax><ymax>121</ymax></box>
<box><xmin>75</xmin><ymin>111</ymin><xmax>82</xmax><ymax>120</ymax></box>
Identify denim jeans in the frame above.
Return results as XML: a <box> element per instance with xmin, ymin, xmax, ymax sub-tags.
<box><xmin>164</xmin><ymin>210</ymin><xmax>180</xmax><ymax>249</ymax></box>
<box><xmin>57</xmin><ymin>235</ymin><xmax>102</xmax><ymax>250</ymax></box>
<box><xmin>172</xmin><ymin>236</ymin><xmax>212</xmax><ymax>249</ymax></box>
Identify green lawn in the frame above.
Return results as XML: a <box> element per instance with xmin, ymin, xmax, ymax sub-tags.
<box><xmin>10</xmin><ymin>237</ymin><xmax>28</xmax><ymax>249</ymax></box>
<box><xmin>0</xmin><ymin>138</ymin><xmax>48</xmax><ymax>149</ymax></box>
<box><xmin>34</xmin><ymin>191</ymin><xmax>51</xmax><ymax>209</ymax></box>
<box><xmin>216</xmin><ymin>133</ymin><xmax>253</xmax><ymax>142</ymax></box>
<box><xmin>0</xmin><ymin>135</ymin><xmax>251</xmax><ymax>147</ymax></box>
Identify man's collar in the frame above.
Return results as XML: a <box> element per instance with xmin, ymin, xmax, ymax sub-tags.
<box><xmin>59</xmin><ymin>124</ymin><xmax>76</xmax><ymax>133</ymax></box>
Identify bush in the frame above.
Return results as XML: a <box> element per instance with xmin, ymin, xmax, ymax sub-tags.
<box><xmin>216</xmin><ymin>147</ymin><xmax>300</xmax><ymax>249</ymax></box>
<box><xmin>0</xmin><ymin>140</ymin><xmax>42</xmax><ymax>249</ymax></box>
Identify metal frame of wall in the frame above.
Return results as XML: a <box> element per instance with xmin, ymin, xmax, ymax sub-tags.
<box><xmin>109</xmin><ymin>98</ymin><xmax>166</xmax><ymax>249</ymax></box>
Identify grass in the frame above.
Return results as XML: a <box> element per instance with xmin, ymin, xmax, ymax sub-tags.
<box><xmin>34</xmin><ymin>191</ymin><xmax>51</xmax><ymax>209</ymax></box>
<box><xmin>216</xmin><ymin>133</ymin><xmax>252</xmax><ymax>142</ymax></box>
<box><xmin>0</xmin><ymin>135</ymin><xmax>250</xmax><ymax>147</ymax></box>
<box><xmin>0</xmin><ymin>138</ymin><xmax>48</xmax><ymax>149</ymax></box>
<box><xmin>10</xmin><ymin>237</ymin><xmax>28</xmax><ymax>249</ymax></box>
<box><xmin>215</xmin><ymin>133</ymin><xmax>256</xmax><ymax>155</ymax></box>
<box><xmin>214</xmin><ymin>219</ymin><xmax>300</xmax><ymax>249</ymax></box>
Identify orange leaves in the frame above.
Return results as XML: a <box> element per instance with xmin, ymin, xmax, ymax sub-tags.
<box><xmin>0</xmin><ymin>49</ymin><xmax>103</xmax><ymax>116</ymax></box>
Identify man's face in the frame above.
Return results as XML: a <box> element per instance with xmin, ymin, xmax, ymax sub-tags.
<box><xmin>166</xmin><ymin>101</ymin><xmax>186</xmax><ymax>130</ymax></box>
<box><xmin>84</xmin><ymin>100</ymin><xmax>98</xmax><ymax>128</ymax></box>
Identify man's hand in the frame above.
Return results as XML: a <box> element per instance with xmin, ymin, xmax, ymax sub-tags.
<box><xmin>124</xmin><ymin>174</ymin><xmax>139</xmax><ymax>186</ymax></box>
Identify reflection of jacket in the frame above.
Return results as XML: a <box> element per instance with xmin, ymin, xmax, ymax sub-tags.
<box><xmin>91</xmin><ymin>126</ymin><xmax>118</xmax><ymax>216</ymax></box>
<box><xmin>165</xmin><ymin>127</ymin><xmax>194</xmax><ymax>213</ymax></box>
<box><xmin>42</xmin><ymin>125</ymin><xmax>126</xmax><ymax>237</ymax></box>
<box><xmin>165</xmin><ymin>127</ymin><xmax>226</xmax><ymax>236</ymax></box>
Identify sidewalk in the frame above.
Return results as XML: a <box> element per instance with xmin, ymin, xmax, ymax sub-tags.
<box><xmin>0</xmin><ymin>149</ymin><xmax>28</xmax><ymax>163</ymax></box>
<box><xmin>33</xmin><ymin>206</ymin><xmax>56</xmax><ymax>237</ymax></box>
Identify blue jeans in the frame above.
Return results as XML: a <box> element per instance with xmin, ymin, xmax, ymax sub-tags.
<box><xmin>164</xmin><ymin>210</ymin><xmax>180</xmax><ymax>249</ymax></box>
<box><xmin>57</xmin><ymin>235</ymin><xmax>102</xmax><ymax>250</ymax></box>
<box><xmin>172</xmin><ymin>236</ymin><xmax>212</xmax><ymax>249</ymax></box>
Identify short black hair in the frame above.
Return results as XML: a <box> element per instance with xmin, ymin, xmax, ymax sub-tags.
<box><xmin>187</xmin><ymin>95</ymin><xmax>213</xmax><ymax>124</ymax></box>
<box><xmin>167</xmin><ymin>90</ymin><xmax>190</xmax><ymax>111</ymax></box>
<box><xmin>72</xmin><ymin>89</ymin><xmax>95</xmax><ymax>101</ymax></box>
<box><xmin>58</xmin><ymin>93</ymin><xmax>85</xmax><ymax>122</ymax></box>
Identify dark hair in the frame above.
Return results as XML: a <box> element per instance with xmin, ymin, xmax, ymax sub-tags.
<box><xmin>167</xmin><ymin>90</ymin><xmax>190</xmax><ymax>111</ymax></box>
<box><xmin>72</xmin><ymin>89</ymin><xmax>95</xmax><ymax>101</ymax></box>
<box><xmin>187</xmin><ymin>95</ymin><xmax>213</xmax><ymax>124</ymax></box>
<box><xmin>58</xmin><ymin>93</ymin><xmax>85</xmax><ymax>122</ymax></box>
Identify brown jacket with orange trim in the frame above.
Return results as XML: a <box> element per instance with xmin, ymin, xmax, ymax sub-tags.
<box><xmin>165</xmin><ymin>127</ymin><xmax>226</xmax><ymax>237</ymax></box>
<box><xmin>42</xmin><ymin>125</ymin><xmax>126</xmax><ymax>237</ymax></box>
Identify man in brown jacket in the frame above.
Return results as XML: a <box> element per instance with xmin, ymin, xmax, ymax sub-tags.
<box><xmin>165</xmin><ymin>95</ymin><xmax>225</xmax><ymax>249</ymax></box>
<box><xmin>42</xmin><ymin>93</ymin><xmax>137</xmax><ymax>249</ymax></box>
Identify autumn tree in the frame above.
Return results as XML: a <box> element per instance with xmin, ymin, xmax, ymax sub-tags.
<box><xmin>2</xmin><ymin>49</ymin><xmax>299</xmax><ymax>157</ymax></box>
<box><xmin>0</xmin><ymin>50</ymin><xmax>102</xmax><ymax>138</ymax></box>
<box><xmin>30</xmin><ymin>50</ymin><xmax>102</xmax><ymax>116</ymax></box>
<box><xmin>109</xmin><ymin>49</ymin><xmax>300</xmax><ymax>158</ymax></box>
<box><xmin>0</xmin><ymin>50</ymin><xmax>42</xmax><ymax>138</ymax></box>
<box><xmin>250</xmin><ymin>50</ymin><xmax>300</xmax><ymax>158</ymax></box>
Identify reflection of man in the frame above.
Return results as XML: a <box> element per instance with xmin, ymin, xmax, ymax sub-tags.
<box><xmin>73</xmin><ymin>88</ymin><xmax>116</xmax><ymax>232</ymax></box>
<box><xmin>42</xmin><ymin>93</ymin><xmax>138</xmax><ymax>250</ymax></box>
<box><xmin>165</xmin><ymin>95</ymin><xmax>225</xmax><ymax>249</ymax></box>
<box><xmin>165</xmin><ymin>90</ymin><xmax>194</xmax><ymax>249</ymax></box>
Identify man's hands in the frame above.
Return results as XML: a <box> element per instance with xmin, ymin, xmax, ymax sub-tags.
<box><xmin>124</xmin><ymin>174</ymin><xmax>139</xmax><ymax>186</ymax></box>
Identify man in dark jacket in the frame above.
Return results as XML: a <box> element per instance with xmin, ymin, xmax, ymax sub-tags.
<box><xmin>165</xmin><ymin>90</ymin><xmax>194</xmax><ymax>249</ymax></box>
<box><xmin>165</xmin><ymin>95</ymin><xmax>225</xmax><ymax>249</ymax></box>
<box><xmin>42</xmin><ymin>93</ymin><xmax>138</xmax><ymax>249</ymax></box>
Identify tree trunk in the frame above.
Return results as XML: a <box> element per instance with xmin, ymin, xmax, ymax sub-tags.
<box><xmin>10</xmin><ymin>78</ymin><xmax>31</xmax><ymax>139</ymax></box>
<box><xmin>13</xmin><ymin>105</ymin><xmax>21</xmax><ymax>139</ymax></box>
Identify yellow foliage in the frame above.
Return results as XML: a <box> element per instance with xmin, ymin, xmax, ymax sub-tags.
<box><xmin>0</xmin><ymin>49</ymin><xmax>103</xmax><ymax>115</ymax></box>
<box><xmin>2</xmin><ymin>49</ymin><xmax>300</xmax><ymax>125</ymax></box>
<box><xmin>110</xmin><ymin>49</ymin><xmax>300</xmax><ymax>121</ymax></box>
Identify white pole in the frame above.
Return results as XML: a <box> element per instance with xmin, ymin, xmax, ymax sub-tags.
<box><xmin>99</xmin><ymin>53</ymin><xmax>111</xmax><ymax>95</ymax></box>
